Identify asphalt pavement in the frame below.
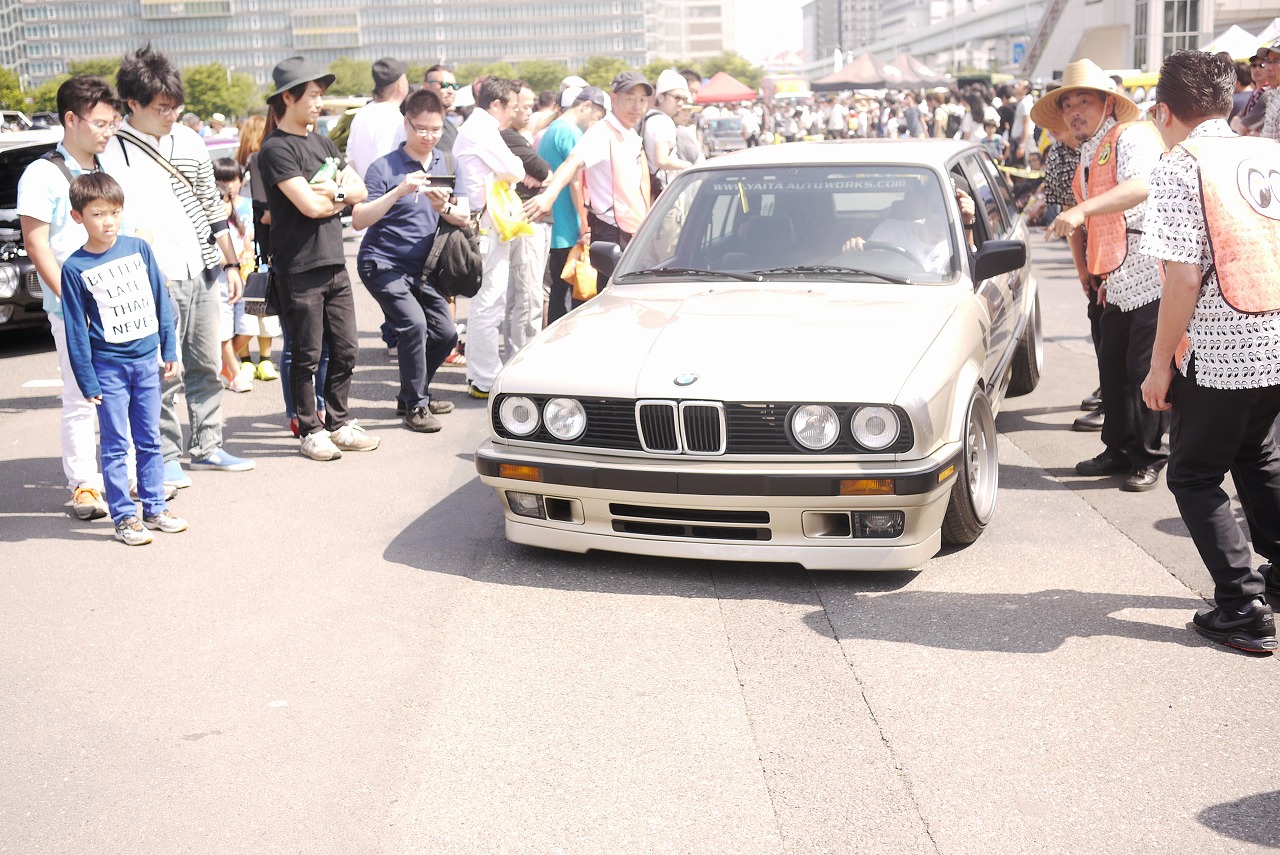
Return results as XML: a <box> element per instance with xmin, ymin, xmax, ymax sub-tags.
<box><xmin>0</xmin><ymin>233</ymin><xmax>1277</xmax><ymax>854</ymax></box>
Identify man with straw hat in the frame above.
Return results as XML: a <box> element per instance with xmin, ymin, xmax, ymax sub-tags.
<box><xmin>1039</xmin><ymin>58</ymin><xmax>1168</xmax><ymax>493</ymax></box>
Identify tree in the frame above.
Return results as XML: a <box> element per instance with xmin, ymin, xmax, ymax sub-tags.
<box><xmin>515</xmin><ymin>59</ymin><xmax>569</xmax><ymax>93</ymax></box>
<box><xmin>327</xmin><ymin>57</ymin><xmax>373</xmax><ymax>97</ymax></box>
<box><xmin>699</xmin><ymin>51</ymin><xmax>765</xmax><ymax>91</ymax></box>
<box><xmin>641</xmin><ymin>58</ymin><xmax>682</xmax><ymax>85</ymax></box>
<box><xmin>182</xmin><ymin>62</ymin><xmax>255</xmax><ymax>120</ymax></box>
<box><xmin>29</xmin><ymin>77</ymin><xmax>69</xmax><ymax>113</ymax></box>
<box><xmin>69</xmin><ymin>58</ymin><xmax>122</xmax><ymax>81</ymax></box>
<box><xmin>0</xmin><ymin>68</ymin><xmax>23</xmax><ymax>111</ymax></box>
<box><xmin>453</xmin><ymin>61</ymin><xmax>517</xmax><ymax>87</ymax></box>
<box><xmin>578</xmin><ymin>55</ymin><xmax>630</xmax><ymax>90</ymax></box>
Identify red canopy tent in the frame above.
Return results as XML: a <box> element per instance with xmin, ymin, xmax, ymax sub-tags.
<box><xmin>695</xmin><ymin>71</ymin><xmax>757</xmax><ymax>103</ymax></box>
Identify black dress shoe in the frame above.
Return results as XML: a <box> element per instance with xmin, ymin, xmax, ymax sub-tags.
<box><xmin>1072</xmin><ymin>407</ymin><xmax>1105</xmax><ymax>432</ymax></box>
<box><xmin>395</xmin><ymin>400</ymin><xmax>406</xmax><ymax>417</ymax></box>
<box><xmin>1081</xmin><ymin>388</ymin><xmax>1102</xmax><ymax>410</ymax></box>
<box><xmin>1076</xmin><ymin>449</ymin><xmax>1130</xmax><ymax>476</ymax></box>
<box><xmin>1121</xmin><ymin>466</ymin><xmax>1161</xmax><ymax>492</ymax></box>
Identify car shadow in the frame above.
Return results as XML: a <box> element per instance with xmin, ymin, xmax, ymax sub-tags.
<box><xmin>1197</xmin><ymin>791</ymin><xmax>1280</xmax><ymax>848</ymax></box>
<box><xmin>0</xmin><ymin>456</ymin><xmax>115</xmax><ymax>541</ymax></box>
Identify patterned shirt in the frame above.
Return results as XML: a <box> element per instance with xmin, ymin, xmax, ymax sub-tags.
<box><xmin>1041</xmin><ymin>141</ymin><xmax>1078</xmax><ymax>207</ymax></box>
<box><xmin>1077</xmin><ymin>116</ymin><xmax>1163</xmax><ymax>311</ymax></box>
<box><xmin>1140</xmin><ymin>119</ymin><xmax>1280</xmax><ymax>390</ymax></box>
<box><xmin>1262</xmin><ymin>89</ymin><xmax>1280</xmax><ymax>142</ymax></box>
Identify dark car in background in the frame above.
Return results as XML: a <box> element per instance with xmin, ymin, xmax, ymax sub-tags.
<box><xmin>0</xmin><ymin>137</ymin><xmax>58</xmax><ymax>332</ymax></box>
<box><xmin>703</xmin><ymin>117</ymin><xmax>747</xmax><ymax>158</ymax></box>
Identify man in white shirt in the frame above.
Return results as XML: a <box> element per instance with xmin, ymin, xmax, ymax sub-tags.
<box><xmin>454</xmin><ymin>77</ymin><xmax>526</xmax><ymax>398</ymax></box>
<box><xmin>1010</xmin><ymin>79</ymin><xmax>1036</xmax><ymax>165</ymax></box>
<box><xmin>643</xmin><ymin>69</ymin><xmax>693</xmax><ymax>194</ymax></box>
<box><xmin>347</xmin><ymin>58</ymin><xmax>409</xmax><ymax>180</ymax></box>
<box><xmin>99</xmin><ymin>46</ymin><xmax>254</xmax><ymax>482</ymax></box>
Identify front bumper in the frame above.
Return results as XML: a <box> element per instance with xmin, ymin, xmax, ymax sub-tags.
<box><xmin>475</xmin><ymin>440</ymin><xmax>960</xmax><ymax>571</ymax></box>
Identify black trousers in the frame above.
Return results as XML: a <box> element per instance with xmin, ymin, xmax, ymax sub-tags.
<box><xmin>277</xmin><ymin>264</ymin><xmax>359</xmax><ymax>437</ymax></box>
<box><xmin>1098</xmin><ymin>299</ymin><xmax>1168</xmax><ymax>469</ymax></box>
<box><xmin>586</xmin><ymin>212</ymin><xmax>632</xmax><ymax>294</ymax></box>
<box><xmin>1087</xmin><ymin>282</ymin><xmax>1104</xmax><ymax>395</ymax></box>
<box><xmin>546</xmin><ymin>245</ymin><xmax>585</xmax><ymax>325</ymax></box>
<box><xmin>1168</xmin><ymin>365</ymin><xmax>1280</xmax><ymax>609</ymax></box>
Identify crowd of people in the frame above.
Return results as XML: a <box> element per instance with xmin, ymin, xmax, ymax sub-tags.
<box><xmin>17</xmin><ymin>40</ymin><xmax>1280</xmax><ymax>657</ymax></box>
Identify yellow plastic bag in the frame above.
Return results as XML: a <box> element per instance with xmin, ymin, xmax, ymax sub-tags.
<box><xmin>486</xmin><ymin>178</ymin><xmax>534</xmax><ymax>242</ymax></box>
<box><xmin>561</xmin><ymin>243</ymin><xmax>598</xmax><ymax>301</ymax></box>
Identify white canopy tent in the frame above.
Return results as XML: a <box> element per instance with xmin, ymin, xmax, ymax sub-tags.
<box><xmin>1201</xmin><ymin>24</ymin><xmax>1260</xmax><ymax>59</ymax></box>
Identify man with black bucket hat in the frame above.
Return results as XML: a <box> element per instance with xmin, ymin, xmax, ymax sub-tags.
<box><xmin>257</xmin><ymin>56</ymin><xmax>379</xmax><ymax>462</ymax></box>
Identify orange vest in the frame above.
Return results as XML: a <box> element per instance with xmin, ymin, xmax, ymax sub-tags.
<box><xmin>1072</xmin><ymin>121</ymin><xmax>1159</xmax><ymax>276</ymax></box>
<box><xmin>1178</xmin><ymin>135</ymin><xmax>1280</xmax><ymax>315</ymax></box>
<box><xmin>599</xmin><ymin>120</ymin><xmax>651</xmax><ymax>235</ymax></box>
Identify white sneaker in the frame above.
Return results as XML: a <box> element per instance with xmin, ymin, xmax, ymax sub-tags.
<box><xmin>300</xmin><ymin>430</ymin><xmax>343</xmax><ymax>461</ymax></box>
<box><xmin>330</xmin><ymin>421</ymin><xmax>380</xmax><ymax>452</ymax></box>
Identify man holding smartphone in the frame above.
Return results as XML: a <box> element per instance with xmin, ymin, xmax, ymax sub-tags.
<box><xmin>354</xmin><ymin>88</ymin><xmax>469</xmax><ymax>432</ymax></box>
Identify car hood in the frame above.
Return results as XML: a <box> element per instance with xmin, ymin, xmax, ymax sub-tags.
<box><xmin>497</xmin><ymin>282</ymin><xmax>962</xmax><ymax>405</ymax></box>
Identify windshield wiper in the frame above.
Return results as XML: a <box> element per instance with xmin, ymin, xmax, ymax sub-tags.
<box><xmin>749</xmin><ymin>265</ymin><xmax>914</xmax><ymax>285</ymax></box>
<box><xmin>615</xmin><ymin>267</ymin><xmax>762</xmax><ymax>283</ymax></box>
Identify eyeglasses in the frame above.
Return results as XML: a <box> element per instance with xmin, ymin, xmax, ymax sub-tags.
<box><xmin>427</xmin><ymin>80</ymin><xmax>461</xmax><ymax>90</ymax></box>
<box><xmin>407</xmin><ymin>122</ymin><xmax>445</xmax><ymax>138</ymax></box>
<box><xmin>79</xmin><ymin>115</ymin><xmax>122</xmax><ymax>133</ymax></box>
<box><xmin>148</xmin><ymin>102</ymin><xmax>184</xmax><ymax>117</ymax></box>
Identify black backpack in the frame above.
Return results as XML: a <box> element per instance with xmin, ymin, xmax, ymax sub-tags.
<box><xmin>421</xmin><ymin>151</ymin><xmax>482</xmax><ymax>299</ymax></box>
<box><xmin>637</xmin><ymin>108</ymin><xmax>666</xmax><ymax>199</ymax></box>
<box><xmin>945</xmin><ymin>110</ymin><xmax>964</xmax><ymax>139</ymax></box>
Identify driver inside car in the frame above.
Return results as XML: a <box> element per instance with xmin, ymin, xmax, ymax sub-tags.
<box><xmin>841</xmin><ymin>184</ymin><xmax>977</xmax><ymax>275</ymax></box>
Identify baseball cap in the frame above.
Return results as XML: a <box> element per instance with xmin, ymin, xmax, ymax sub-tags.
<box><xmin>372</xmin><ymin>57</ymin><xmax>407</xmax><ymax>90</ymax></box>
<box><xmin>655</xmin><ymin>68</ymin><xmax>691</xmax><ymax>100</ymax></box>
<box><xmin>573</xmin><ymin>86</ymin><xmax>609</xmax><ymax>112</ymax></box>
<box><xmin>611</xmin><ymin>71</ymin><xmax>654</xmax><ymax>95</ymax></box>
<box><xmin>561</xmin><ymin>75</ymin><xmax>588</xmax><ymax>90</ymax></box>
<box><xmin>1261</xmin><ymin>36</ymin><xmax>1280</xmax><ymax>57</ymax></box>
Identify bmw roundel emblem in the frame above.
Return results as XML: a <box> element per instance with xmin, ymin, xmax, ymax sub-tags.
<box><xmin>674</xmin><ymin>373</ymin><xmax>699</xmax><ymax>387</ymax></box>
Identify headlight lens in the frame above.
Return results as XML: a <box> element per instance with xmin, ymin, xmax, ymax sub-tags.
<box><xmin>543</xmin><ymin>397</ymin><xmax>587</xmax><ymax>441</ymax></box>
<box><xmin>851</xmin><ymin>406</ymin><xmax>900</xmax><ymax>450</ymax></box>
<box><xmin>791</xmin><ymin>404</ymin><xmax>840</xmax><ymax>450</ymax></box>
<box><xmin>498</xmin><ymin>396</ymin><xmax>539</xmax><ymax>436</ymax></box>
<box><xmin>0</xmin><ymin>264</ymin><xmax>18</xmax><ymax>299</ymax></box>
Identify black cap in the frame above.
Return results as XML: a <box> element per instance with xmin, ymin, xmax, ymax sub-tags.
<box><xmin>575</xmin><ymin>86</ymin><xmax>609</xmax><ymax>112</ymax></box>
<box><xmin>372</xmin><ymin>57</ymin><xmax>407</xmax><ymax>90</ymax></box>
<box><xmin>267</xmin><ymin>56</ymin><xmax>336</xmax><ymax>99</ymax></box>
<box><xmin>611</xmin><ymin>71</ymin><xmax>654</xmax><ymax>95</ymax></box>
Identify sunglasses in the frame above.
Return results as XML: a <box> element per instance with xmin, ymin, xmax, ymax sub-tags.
<box><xmin>428</xmin><ymin>80</ymin><xmax>461</xmax><ymax>90</ymax></box>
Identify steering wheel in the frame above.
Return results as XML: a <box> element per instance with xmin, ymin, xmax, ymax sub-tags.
<box><xmin>856</xmin><ymin>240</ymin><xmax>925</xmax><ymax>268</ymax></box>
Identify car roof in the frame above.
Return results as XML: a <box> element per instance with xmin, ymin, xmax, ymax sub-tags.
<box><xmin>687</xmin><ymin>139</ymin><xmax>981</xmax><ymax>172</ymax></box>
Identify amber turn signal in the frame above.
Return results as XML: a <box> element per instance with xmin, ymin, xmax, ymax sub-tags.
<box><xmin>838</xmin><ymin>478</ymin><xmax>894</xmax><ymax>496</ymax></box>
<box><xmin>499</xmin><ymin>464</ymin><xmax>544</xmax><ymax>482</ymax></box>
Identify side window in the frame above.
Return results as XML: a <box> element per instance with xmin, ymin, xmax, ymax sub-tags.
<box><xmin>977</xmin><ymin>154</ymin><xmax>1018</xmax><ymax>227</ymax></box>
<box><xmin>960</xmin><ymin>156</ymin><xmax>1008</xmax><ymax>239</ymax></box>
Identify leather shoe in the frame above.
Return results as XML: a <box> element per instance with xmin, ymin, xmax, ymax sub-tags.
<box><xmin>1121</xmin><ymin>466</ymin><xmax>1161</xmax><ymax>492</ymax></box>
<box><xmin>1081</xmin><ymin>387</ymin><xmax>1102</xmax><ymax>410</ymax></box>
<box><xmin>1072</xmin><ymin>407</ymin><xmax>1105</xmax><ymax>432</ymax></box>
<box><xmin>1076</xmin><ymin>449</ymin><xmax>1130</xmax><ymax>476</ymax></box>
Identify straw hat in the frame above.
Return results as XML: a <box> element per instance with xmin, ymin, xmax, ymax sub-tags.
<box><xmin>1029</xmin><ymin>58</ymin><xmax>1139</xmax><ymax>133</ymax></box>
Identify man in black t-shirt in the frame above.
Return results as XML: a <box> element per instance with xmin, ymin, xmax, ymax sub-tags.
<box><xmin>258</xmin><ymin>56</ymin><xmax>377</xmax><ymax>461</ymax></box>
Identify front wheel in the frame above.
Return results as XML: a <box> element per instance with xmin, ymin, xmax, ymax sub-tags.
<box><xmin>941</xmin><ymin>390</ymin><xmax>999</xmax><ymax>546</ymax></box>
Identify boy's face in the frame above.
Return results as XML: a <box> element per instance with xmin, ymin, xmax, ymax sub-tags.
<box><xmin>71</xmin><ymin>198</ymin><xmax>123</xmax><ymax>245</ymax></box>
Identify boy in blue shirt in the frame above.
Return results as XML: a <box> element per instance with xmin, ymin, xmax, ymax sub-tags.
<box><xmin>59</xmin><ymin>172</ymin><xmax>188</xmax><ymax>545</ymax></box>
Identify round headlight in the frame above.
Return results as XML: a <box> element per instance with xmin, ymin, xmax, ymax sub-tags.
<box><xmin>498</xmin><ymin>395</ymin><xmax>539</xmax><ymax>436</ymax></box>
<box><xmin>0</xmin><ymin>264</ymin><xmax>18</xmax><ymax>300</ymax></box>
<box><xmin>543</xmin><ymin>397</ymin><xmax>587</xmax><ymax>441</ymax></box>
<box><xmin>851</xmin><ymin>406</ymin><xmax>900</xmax><ymax>450</ymax></box>
<box><xmin>791</xmin><ymin>404</ymin><xmax>840</xmax><ymax>450</ymax></box>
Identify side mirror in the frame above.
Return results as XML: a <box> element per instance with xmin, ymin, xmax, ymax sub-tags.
<box><xmin>973</xmin><ymin>239</ymin><xmax>1026</xmax><ymax>281</ymax></box>
<box><xmin>589</xmin><ymin>241</ymin><xmax>623</xmax><ymax>278</ymax></box>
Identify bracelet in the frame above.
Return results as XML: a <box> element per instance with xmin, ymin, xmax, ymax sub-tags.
<box><xmin>222</xmin><ymin>261</ymin><xmax>240</xmax><ymax>270</ymax></box>
<box><xmin>963</xmin><ymin>222</ymin><xmax>975</xmax><ymax>229</ymax></box>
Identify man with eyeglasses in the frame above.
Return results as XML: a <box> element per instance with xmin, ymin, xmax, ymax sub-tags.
<box><xmin>353</xmin><ymin>88</ymin><xmax>465</xmax><ymax>433</ymax></box>
<box><xmin>19</xmin><ymin>75</ymin><xmax>136</xmax><ymax>522</ymax></box>
<box><xmin>642</xmin><ymin>69</ymin><xmax>694</xmax><ymax>196</ymax></box>
<box><xmin>100</xmin><ymin>45</ymin><xmax>255</xmax><ymax>484</ymax></box>
<box><xmin>423</xmin><ymin>65</ymin><xmax>461</xmax><ymax>153</ymax></box>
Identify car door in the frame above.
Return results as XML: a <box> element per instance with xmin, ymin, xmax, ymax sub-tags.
<box><xmin>956</xmin><ymin>153</ymin><xmax>1017</xmax><ymax>395</ymax></box>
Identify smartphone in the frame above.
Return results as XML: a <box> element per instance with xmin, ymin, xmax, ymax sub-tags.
<box><xmin>427</xmin><ymin>174</ymin><xmax>456</xmax><ymax>189</ymax></box>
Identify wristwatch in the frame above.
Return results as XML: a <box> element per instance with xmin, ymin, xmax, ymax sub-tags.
<box><xmin>333</xmin><ymin>187</ymin><xmax>347</xmax><ymax>204</ymax></box>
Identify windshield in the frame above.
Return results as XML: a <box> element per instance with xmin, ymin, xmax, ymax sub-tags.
<box><xmin>710</xmin><ymin>118</ymin><xmax>742</xmax><ymax>133</ymax></box>
<box><xmin>618</xmin><ymin>165</ymin><xmax>961</xmax><ymax>284</ymax></box>
<box><xmin>0</xmin><ymin>143</ymin><xmax>56</xmax><ymax>210</ymax></box>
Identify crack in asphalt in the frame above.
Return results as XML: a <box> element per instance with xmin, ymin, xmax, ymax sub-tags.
<box><xmin>807</xmin><ymin>571</ymin><xmax>942</xmax><ymax>855</ymax></box>
<box><xmin>709</xmin><ymin>566</ymin><xmax>787</xmax><ymax>854</ymax></box>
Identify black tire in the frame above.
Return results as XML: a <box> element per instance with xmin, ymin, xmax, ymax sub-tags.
<box><xmin>941</xmin><ymin>390</ymin><xmax>999</xmax><ymax>546</ymax></box>
<box><xmin>1008</xmin><ymin>291</ymin><xmax>1042</xmax><ymax>396</ymax></box>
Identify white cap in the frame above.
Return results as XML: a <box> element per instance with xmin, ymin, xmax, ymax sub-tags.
<box><xmin>655</xmin><ymin>68</ymin><xmax>690</xmax><ymax>99</ymax></box>
<box><xmin>561</xmin><ymin>75</ymin><xmax>588</xmax><ymax>91</ymax></box>
<box><xmin>560</xmin><ymin>87</ymin><xmax>583</xmax><ymax>108</ymax></box>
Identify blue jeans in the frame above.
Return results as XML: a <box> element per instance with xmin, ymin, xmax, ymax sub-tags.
<box><xmin>278</xmin><ymin>304</ymin><xmax>330</xmax><ymax>420</ymax></box>
<box><xmin>94</xmin><ymin>356</ymin><xmax>166</xmax><ymax>523</ymax></box>
<box><xmin>357</xmin><ymin>260</ymin><xmax>458</xmax><ymax>410</ymax></box>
